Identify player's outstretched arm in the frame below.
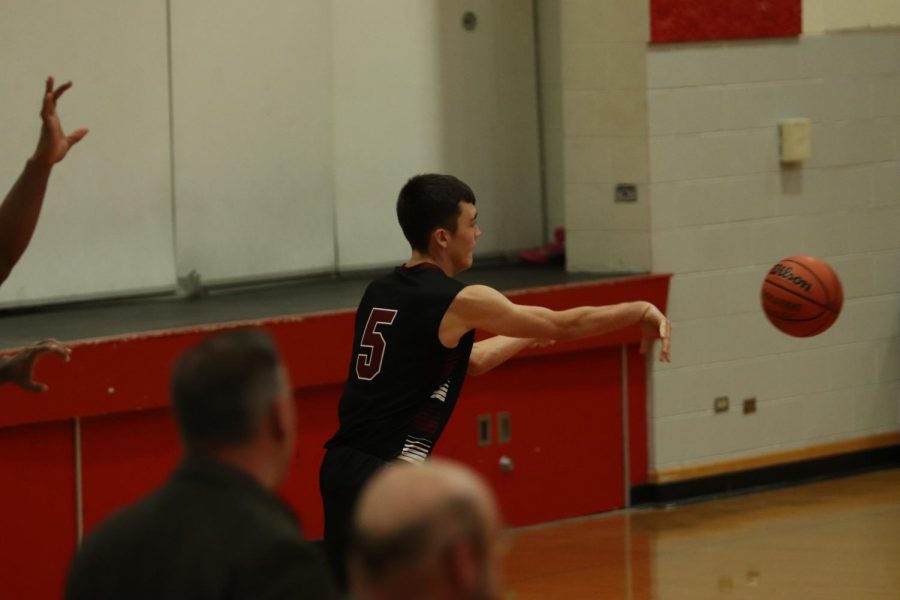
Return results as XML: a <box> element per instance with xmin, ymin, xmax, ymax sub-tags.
<box><xmin>444</xmin><ymin>285</ymin><xmax>671</xmax><ymax>362</ymax></box>
<box><xmin>469</xmin><ymin>336</ymin><xmax>554</xmax><ymax>376</ymax></box>
<box><xmin>0</xmin><ymin>339</ymin><xmax>71</xmax><ymax>393</ymax></box>
<box><xmin>0</xmin><ymin>77</ymin><xmax>88</xmax><ymax>285</ymax></box>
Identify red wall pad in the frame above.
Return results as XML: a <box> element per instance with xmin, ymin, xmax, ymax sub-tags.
<box><xmin>651</xmin><ymin>0</ymin><xmax>801</xmax><ymax>44</ymax></box>
<box><xmin>0</xmin><ymin>273</ymin><xmax>670</xmax><ymax>589</ymax></box>
<box><xmin>0</xmin><ymin>421</ymin><xmax>76</xmax><ymax>600</ymax></box>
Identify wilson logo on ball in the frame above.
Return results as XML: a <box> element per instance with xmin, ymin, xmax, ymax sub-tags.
<box><xmin>769</xmin><ymin>264</ymin><xmax>812</xmax><ymax>292</ymax></box>
<box><xmin>761</xmin><ymin>255</ymin><xmax>843</xmax><ymax>338</ymax></box>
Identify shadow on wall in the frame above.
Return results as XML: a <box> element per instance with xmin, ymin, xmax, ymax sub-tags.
<box><xmin>534</xmin><ymin>0</ymin><xmax>565</xmax><ymax>243</ymax></box>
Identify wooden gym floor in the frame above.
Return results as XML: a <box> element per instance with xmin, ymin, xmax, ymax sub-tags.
<box><xmin>504</xmin><ymin>468</ymin><xmax>900</xmax><ymax>599</ymax></box>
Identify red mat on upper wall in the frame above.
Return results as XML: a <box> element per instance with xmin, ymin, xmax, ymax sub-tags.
<box><xmin>651</xmin><ymin>0</ymin><xmax>801</xmax><ymax>43</ymax></box>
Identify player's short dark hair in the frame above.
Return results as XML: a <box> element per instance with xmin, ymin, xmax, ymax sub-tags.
<box><xmin>396</xmin><ymin>174</ymin><xmax>477</xmax><ymax>253</ymax></box>
<box><xmin>171</xmin><ymin>328</ymin><xmax>282</xmax><ymax>448</ymax></box>
<box><xmin>350</xmin><ymin>496</ymin><xmax>487</xmax><ymax>582</ymax></box>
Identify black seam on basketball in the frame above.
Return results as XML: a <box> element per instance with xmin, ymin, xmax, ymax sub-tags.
<box><xmin>805</xmin><ymin>315</ymin><xmax>835</xmax><ymax>337</ymax></box>
<box><xmin>763</xmin><ymin>279</ymin><xmax>831</xmax><ymax>312</ymax></box>
<box><xmin>765</xmin><ymin>306</ymin><xmax>839</xmax><ymax>321</ymax></box>
<box><xmin>769</xmin><ymin>314</ymin><xmax>826</xmax><ymax>322</ymax></box>
<box><xmin>781</xmin><ymin>259</ymin><xmax>831</xmax><ymax>305</ymax></box>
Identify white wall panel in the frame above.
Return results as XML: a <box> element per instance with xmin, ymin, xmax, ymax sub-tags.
<box><xmin>536</xmin><ymin>0</ymin><xmax>565</xmax><ymax>238</ymax></box>
<box><xmin>874</xmin><ymin>338</ymin><xmax>900</xmax><ymax>382</ymax></box>
<box><xmin>873</xmin><ymin>250</ymin><xmax>900</xmax><ymax>294</ymax></box>
<box><xmin>565</xmin><ymin>183</ymin><xmax>649</xmax><ymax>231</ymax></box>
<box><xmin>806</xmin><ymin>0</ymin><xmax>900</xmax><ymax>33</ymax></box>
<box><xmin>565</xmin><ymin>229</ymin><xmax>650</xmax><ymax>272</ymax></box>
<box><xmin>332</xmin><ymin>0</ymin><xmax>542</xmax><ymax>270</ymax></box>
<box><xmin>561</xmin><ymin>43</ymin><xmax>608</xmax><ymax>91</ymax></box>
<box><xmin>172</xmin><ymin>0</ymin><xmax>334</xmax><ymax>281</ymax></box>
<box><xmin>853</xmin><ymin>382</ymin><xmax>900</xmax><ymax>431</ymax></box>
<box><xmin>170</xmin><ymin>0</ymin><xmax>335</xmax><ymax>284</ymax></box>
<box><xmin>3</xmin><ymin>0</ymin><xmax>545</xmax><ymax>302</ymax></box>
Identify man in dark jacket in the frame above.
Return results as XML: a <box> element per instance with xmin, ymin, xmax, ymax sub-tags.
<box><xmin>65</xmin><ymin>328</ymin><xmax>338</xmax><ymax>599</ymax></box>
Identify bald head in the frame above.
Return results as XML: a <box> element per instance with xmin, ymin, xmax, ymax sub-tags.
<box><xmin>358</xmin><ymin>460</ymin><xmax>497</xmax><ymax>535</ymax></box>
<box><xmin>351</xmin><ymin>460</ymin><xmax>503</xmax><ymax>600</ymax></box>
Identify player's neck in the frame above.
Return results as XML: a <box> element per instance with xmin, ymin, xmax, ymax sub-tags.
<box><xmin>405</xmin><ymin>251</ymin><xmax>456</xmax><ymax>276</ymax></box>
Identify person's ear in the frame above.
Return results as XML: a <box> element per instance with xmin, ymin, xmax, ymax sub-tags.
<box><xmin>269</xmin><ymin>395</ymin><xmax>294</xmax><ymax>443</ymax></box>
<box><xmin>433</xmin><ymin>227</ymin><xmax>450</xmax><ymax>250</ymax></box>
<box><xmin>268</xmin><ymin>367</ymin><xmax>295</xmax><ymax>442</ymax></box>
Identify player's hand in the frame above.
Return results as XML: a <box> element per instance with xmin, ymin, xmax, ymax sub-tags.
<box><xmin>31</xmin><ymin>77</ymin><xmax>89</xmax><ymax>167</ymax></box>
<box><xmin>638</xmin><ymin>303</ymin><xmax>671</xmax><ymax>362</ymax></box>
<box><xmin>1</xmin><ymin>339</ymin><xmax>71</xmax><ymax>392</ymax></box>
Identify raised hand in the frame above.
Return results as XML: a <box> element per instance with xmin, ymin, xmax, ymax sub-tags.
<box><xmin>31</xmin><ymin>76</ymin><xmax>89</xmax><ymax>167</ymax></box>
<box><xmin>0</xmin><ymin>339</ymin><xmax>72</xmax><ymax>392</ymax></box>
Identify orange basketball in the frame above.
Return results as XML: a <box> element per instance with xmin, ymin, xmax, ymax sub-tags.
<box><xmin>761</xmin><ymin>255</ymin><xmax>843</xmax><ymax>337</ymax></box>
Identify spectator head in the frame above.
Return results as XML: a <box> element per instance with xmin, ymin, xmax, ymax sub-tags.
<box><xmin>351</xmin><ymin>459</ymin><xmax>505</xmax><ymax>600</ymax></box>
<box><xmin>170</xmin><ymin>328</ymin><xmax>295</xmax><ymax>487</ymax></box>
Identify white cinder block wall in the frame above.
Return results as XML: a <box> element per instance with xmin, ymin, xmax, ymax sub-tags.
<box><xmin>648</xmin><ymin>31</ymin><xmax>900</xmax><ymax>472</ymax></box>
<box><xmin>558</xmin><ymin>0</ymin><xmax>651</xmax><ymax>273</ymax></box>
<box><xmin>805</xmin><ymin>0</ymin><xmax>900</xmax><ymax>33</ymax></box>
<box><xmin>554</xmin><ymin>1</ymin><xmax>900</xmax><ymax>474</ymax></box>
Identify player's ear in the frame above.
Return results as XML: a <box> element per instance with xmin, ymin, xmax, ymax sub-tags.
<box><xmin>433</xmin><ymin>227</ymin><xmax>450</xmax><ymax>250</ymax></box>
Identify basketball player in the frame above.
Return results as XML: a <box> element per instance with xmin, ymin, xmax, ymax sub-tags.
<box><xmin>0</xmin><ymin>77</ymin><xmax>86</xmax><ymax>391</ymax></box>
<box><xmin>320</xmin><ymin>174</ymin><xmax>671</xmax><ymax>587</ymax></box>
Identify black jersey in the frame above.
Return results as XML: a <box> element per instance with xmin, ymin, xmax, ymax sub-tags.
<box><xmin>325</xmin><ymin>264</ymin><xmax>475</xmax><ymax>462</ymax></box>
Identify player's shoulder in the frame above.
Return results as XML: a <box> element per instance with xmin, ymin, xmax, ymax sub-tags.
<box><xmin>448</xmin><ymin>284</ymin><xmax>509</xmax><ymax>315</ymax></box>
<box><xmin>455</xmin><ymin>284</ymin><xmax>503</xmax><ymax>301</ymax></box>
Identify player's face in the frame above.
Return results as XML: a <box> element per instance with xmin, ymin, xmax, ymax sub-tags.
<box><xmin>448</xmin><ymin>202</ymin><xmax>481</xmax><ymax>273</ymax></box>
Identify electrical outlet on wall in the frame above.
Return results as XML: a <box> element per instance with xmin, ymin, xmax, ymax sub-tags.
<box><xmin>743</xmin><ymin>398</ymin><xmax>757</xmax><ymax>414</ymax></box>
<box><xmin>615</xmin><ymin>183</ymin><xmax>638</xmax><ymax>203</ymax></box>
<box><xmin>714</xmin><ymin>396</ymin><xmax>729</xmax><ymax>413</ymax></box>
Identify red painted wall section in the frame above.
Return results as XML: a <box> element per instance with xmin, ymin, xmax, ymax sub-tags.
<box><xmin>0</xmin><ymin>313</ymin><xmax>357</xmax><ymax>430</ymax></box>
<box><xmin>0</xmin><ymin>274</ymin><xmax>669</xmax><ymax>429</ymax></box>
<box><xmin>439</xmin><ymin>349</ymin><xmax>626</xmax><ymax>527</ymax></box>
<box><xmin>628</xmin><ymin>346</ymin><xmax>649</xmax><ymax>486</ymax></box>
<box><xmin>651</xmin><ymin>0</ymin><xmax>802</xmax><ymax>43</ymax></box>
<box><xmin>0</xmin><ymin>421</ymin><xmax>76</xmax><ymax>600</ymax></box>
<box><xmin>279</xmin><ymin>383</ymin><xmax>342</xmax><ymax>538</ymax></box>
<box><xmin>0</xmin><ymin>274</ymin><xmax>670</xmax><ymax>596</ymax></box>
<box><xmin>80</xmin><ymin>409</ymin><xmax>182</xmax><ymax>533</ymax></box>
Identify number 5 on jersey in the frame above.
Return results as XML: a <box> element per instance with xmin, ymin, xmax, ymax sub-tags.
<box><xmin>356</xmin><ymin>308</ymin><xmax>398</xmax><ymax>380</ymax></box>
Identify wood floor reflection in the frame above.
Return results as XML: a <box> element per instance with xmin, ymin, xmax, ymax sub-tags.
<box><xmin>503</xmin><ymin>468</ymin><xmax>900</xmax><ymax>599</ymax></box>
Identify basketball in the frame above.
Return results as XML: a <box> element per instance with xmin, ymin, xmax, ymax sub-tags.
<box><xmin>761</xmin><ymin>255</ymin><xmax>844</xmax><ymax>337</ymax></box>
